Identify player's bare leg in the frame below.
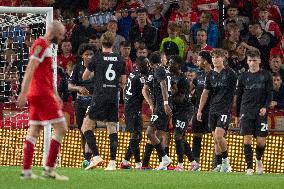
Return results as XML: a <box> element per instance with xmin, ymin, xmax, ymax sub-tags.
<box><xmin>82</xmin><ymin>116</ymin><xmax>104</xmax><ymax>170</ymax></box>
<box><xmin>42</xmin><ymin>121</ymin><xmax>69</xmax><ymax>180</ymax></box>
<box><xmin>105</xmin><ymin>122</ymin><xmax>118</xmax><ymax>170</ymax></box>
<box><xmin>212</xmin><ymin>131</ymin><xmax>222</xmax><ymax>172</ymax></box>
<box><xmin>146</xmin><ymin>126</ymin><xmax>172</xmax><ymax>170</ymax></box>
<box><xmin>213</xmin><ymin>128</ymin><xmax>231</xmax><ymax>172</ymax></box>
<box><xmin>255</xmin><ymin>137</ymin><xmax>266</xmax><ymax>175</ymax></box>
<box><xmin>21</xmin><ymin>125</ymin><xmax>43</xmax><ymax>179</ymax></box>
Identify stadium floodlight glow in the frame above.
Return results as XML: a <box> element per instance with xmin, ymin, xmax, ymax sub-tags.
<box><xmin>0</xmin><ymin>6</ymin><xmax>55</xmax><ymax>166</ymax></box>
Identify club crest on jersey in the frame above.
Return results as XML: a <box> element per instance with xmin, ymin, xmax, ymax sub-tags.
<box><xmin>33</xmin><ymin>45</ymin><xmax>42</xmax><ymax>58</ymax></box>
<box><xmin>140</xmin><ymin>77</ymin><xmax>146</xmax><ymax>83</ymax></box>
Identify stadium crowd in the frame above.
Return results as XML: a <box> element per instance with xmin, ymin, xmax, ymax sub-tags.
<box><xmin>1</xmin><ymin>0</ymin><xmax>284</xmax><ymax>177</ymax></box>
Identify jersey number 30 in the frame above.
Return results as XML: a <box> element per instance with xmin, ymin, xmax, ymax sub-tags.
<box><xmin>106</xmin><ymin>64</ymin><xmax>116</xmax><ymax>81</ymax></box>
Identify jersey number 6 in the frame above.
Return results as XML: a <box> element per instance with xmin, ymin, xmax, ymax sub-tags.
<box><xmin>106</xmin><ymin>64</ymin><xmax>116</xmax><ymax>81</ymax></box>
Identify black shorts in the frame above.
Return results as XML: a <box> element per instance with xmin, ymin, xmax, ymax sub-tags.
<box><xmin>125</xmin><ymin>111</ymin><xmax>143</xmax><ymax>134</ymax></box>
<box><xmin>87</xmin><ymin>99</ymin><xmax>119</xmax><ymax>122</ymax></box>
<box><xmin>74</xmin><ymin>96</ymin><xmax>92</xmax><ymax>129</ymax></box>
<box><xmin>173</xmin><ymin>113</ymin><xmax>189</xmax><ymax>134</ymax></box>
<box><xmin>150</xmin><ymin>110</ymin><xmax>169</xmax><ymax>132</ymax></box>
<box><xmin>191</xmin><ymin>111</ymin><xmax>210</xmax><ymax>134</ymax></box>
<box><xmin>240</xmin><ymin>115</ymin><xmax>268</xmax><ymax>137</ymax></box>
<box><xmin>208</xmin><ymin>113</ymin><xmax>231</xmax><ymax>131</ymax></box>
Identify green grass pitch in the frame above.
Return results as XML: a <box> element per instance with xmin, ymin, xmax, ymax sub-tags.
<box><xmin>1</xmin><ymin>166</ymin><xmax>283</xmax><ymax>189</ymax></box>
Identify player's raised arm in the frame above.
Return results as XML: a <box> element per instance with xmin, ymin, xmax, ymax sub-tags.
<box><xmin>142</xmin><ymin>84</ymin><xmax>154</xmax><ymax>113</ymax></box>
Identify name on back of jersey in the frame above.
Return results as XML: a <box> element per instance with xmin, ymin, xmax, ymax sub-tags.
<box><xmin>104</xmin><ymin>56</ymin><xmax>118</xmax><ymax>61</ymax></box>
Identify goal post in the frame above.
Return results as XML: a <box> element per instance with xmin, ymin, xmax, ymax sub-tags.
<box><xmin>0</xmin><ymin>6</ymin><xmax>55</xmax><ymax>166</ymax></box>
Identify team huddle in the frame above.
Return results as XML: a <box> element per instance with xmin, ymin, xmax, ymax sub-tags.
<box><xmin>18</xmin><ymin>21</ymin><xmax>272</xmax><ymax>180</ymax></box>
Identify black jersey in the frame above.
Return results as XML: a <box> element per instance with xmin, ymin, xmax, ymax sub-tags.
<box><xmin>205</xmin><ymin>67</ymin><xmax>237</xmax><ymax>114</ymax></box>
<box><xmin>170</xmin><ymin>74</ymin><xmax>193</xmax><ymax>113</ymax></box>
<box><xmin>69</xmin><ymin>61</ymin><xmax>95</xmax><ymax>94</ymax></box>
<box><xmin>236</xmin><ymin>70</ymin><xmax>273</xmax><ymax>118</ymax></box>
<box><xmin>192</xmin><ymin>72</ymin><xmax>210</xmax><ymax>112</ymax></box>
<box><xmin>87</xmin><ymin>52</ymin><xmax>125</xmax><ymax>102</ymax></box>
<box><xmin>124</xmin><ymin>70</ymin><xmax>146</xmax><ymax>112</ymax></box>
<box><xmin>146</xmin><ymin>66</ymin><xmax>167</xmax><ymax>111</ymax></box>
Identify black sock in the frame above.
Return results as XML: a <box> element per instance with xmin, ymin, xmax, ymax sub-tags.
<box><xmin>130</xmin><ymin>139</ymin><xmax>141</xmax><ymax>163</ymax></box>
<box><xmin>109</xmin><ymin>133</ymin><xmax>118</xmax><ymax>160</ymax></box>
<box><xmin>124</xmin><ymin>144</ymin><xmax>132</xmax><ymax>161</ymax></box>
<box><xmin>155</xmin><ymin>143</ymin><xmax>166</xmax><ymax>159</ymax></box>
<box><xmin>84</xmin><ymin>152</ymin><xmax>92</xmax><ymax>162</ymax></box>
<box><xmin>83</xmin><ymin>130</ymin><xmax>99</xmax><ymax>156</ymax></box>
<box><xmin>175</xmin><ymin>139</ymin><xmax>184</xmax><ymax>163</ymax></box>
<box><xmin>192</xmin><ymin>137</ymin><xmax>202</xmax><ymax>162</ymax></box>
<box><xmin>164</xmin><ymin>147</ymin><xmax>169</xmax><ymax>156</ymax></box>
<box><xmin>244</xmin><ymin>144</ymin><xmax>253</xmax><ymax>169</ymax></box>
<box><xmin>216</xmin><ymin>154</ymin><xmax>222</xmax><ymax>165</ymax></box>
<box><xmin>184</xmin><ymin>140</ymin><xmax>194</xmax><ymax>162</ymax></box>
<box><xmin>221</xmin><ymin>150</ymin><xmax>228</xmax><ymax>159</ymax></box>
<box><xmin>142</xmin><ymin>143</ymin><xmax>154</xmax><ymax>167</ymax></box>
<box><xmin>256</xmin><ymin>145</ymin><xmax>266</xmax><ymax>161</ymax></box>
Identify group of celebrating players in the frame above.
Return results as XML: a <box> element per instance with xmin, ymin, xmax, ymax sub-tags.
<box><xmin>18</xmin><ymin>20</ymin><xmax>272</xmax><ymax>180</ymax></box>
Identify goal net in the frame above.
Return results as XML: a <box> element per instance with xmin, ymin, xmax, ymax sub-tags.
<box><xmin>0</xmin><ymin>7</ymin><xmax>54</xmax><ymax>166</ymax></box>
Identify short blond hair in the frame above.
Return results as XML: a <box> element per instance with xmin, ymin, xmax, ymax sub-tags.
<box><xmin>101</xmin><ymin>31</ymin><xmax>115</xmax><ymax>48</ymax></box>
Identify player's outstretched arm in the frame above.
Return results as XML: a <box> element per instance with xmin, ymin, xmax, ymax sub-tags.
<box><xmin>17</xmin><ymin>59</ymin><xmax>40</xmax><ymax>108</ymax></box>
<box><xmin>197</xmin><ymin>89</ymin><xmax>209</xmax><ymax>122</ymax></box>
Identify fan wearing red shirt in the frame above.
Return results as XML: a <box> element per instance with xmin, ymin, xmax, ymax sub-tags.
<box><xmin>120</xmin><ymin>41</ymin><xmax>133</xmax><ymax>76</ymax></box>
<box><xmin>170</xmin><ymin>0</ymin><xmax>198</xmax><ymax>26</ymax></box>
<box><xmin>58</xmin><ymin>40</ymin><xmax>76</xmax><ymax>71</ymax></box>
<box><xmin>17</xmin><ymin>21</ymin><xmax>69</xmax><ymax>180</ymax></box>
<box><xmin>192</xmin><ymin>0</ymin><xmax>219</xmax><ymax>22</ymax></box>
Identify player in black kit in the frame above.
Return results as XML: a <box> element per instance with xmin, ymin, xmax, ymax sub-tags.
<box><xmin>168</xmin><ymin>55</ymin><xmax>194</xmax><ymax>171</ymax></box>
<box><xmin>236</xmin><ymin>49</ymin><xmax>273</xmax><ymax>176</ymax></box>
<box><xmin>120</xmin><ymin>57</ymin><xmax>149</xmax><ymax>169</ymax></box>
<box><xmin>81</xmin><ymin>32</ymin><xmax>127</xmax><ymax>171</ymax></box>
<box><xmin>142</xmin><ymin>52</ymin><xmax>172</xmax><ymax>170</ymax></box>
<box><xmin>68</xmin><ymin>43</ymin><xmax>96</xmax><ymax>168</ymax></box>
<box><xmin>197</xmin><ymin>49</ymin><xmax>237</xmax><ymax>173</ymax></box>
<box><xmin>190</xmin><ymin>51</ymin><xmax>212</xmax><ymax>171</ymax></box>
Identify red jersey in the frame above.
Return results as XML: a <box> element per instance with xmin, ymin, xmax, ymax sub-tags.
<box><xmin>28</xmin><ymin>37</ymin><xmax>54</xmax><ymax>97</ymax></box>
<box><xmin>260</xmin><ymin>20</ymin><xmax>282</xmax><ymax>42</ymax></box>
<box><xmin>192</xmin><ymin>0</ymin><xmax>219</xmax><ymax>22</ymax></box>
<box><xmin>57</xmin><ymin>54</ymin><xmax>76</xmax><ymax>70</ymax></box>
<box><xmin>170</xmin><ymin>9</ymin><xmax>198</xmax><ymax>25</ymax></box>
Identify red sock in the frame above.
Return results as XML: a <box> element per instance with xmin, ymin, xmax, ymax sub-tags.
<box><xmin>46</xmin><ymin>139</ymin><xmax>61</xmax><ymax>168</ymax></box>
<box><xmin>22</xmin><ymin>136</ymin><xmax>36</xmax><ymax>170</ymax></box>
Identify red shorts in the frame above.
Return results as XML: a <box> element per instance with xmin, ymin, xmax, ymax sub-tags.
<box><xmin>28</xmin><ymin>95</ymin><xmax>65</xmax><ymax>126</ymax></box>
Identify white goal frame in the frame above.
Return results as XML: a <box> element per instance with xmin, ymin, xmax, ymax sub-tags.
<box><xmin>0</xmin><ymin>7</ymin><xmax>55</xmax><ymax>166</ymax></box>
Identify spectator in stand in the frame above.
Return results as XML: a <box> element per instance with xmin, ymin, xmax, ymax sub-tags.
<box><xmin>247</xmin><ymin>21</ymin><xmax>277</xmax><ymax>69</ymax></box>
<box><xmin>192</xmin><ymin>0</ymin><xmax>219</xmax><ymax>22</ymax></box>
<box><xmin>143</xmin><ymin>0</ymin><xmax>171</xmax><ymax>16</ymax></box>
<box><xmin>148</xmin><ymin>2</ymin><xmax>168</xmax><ymax>45</ymax></box>
<box><xmin>169</xmin><ymin>0</ymin><xmax>198</xmax><ymax>26</ymax></box>
<box><xmin>116</xmin><ymin>0</ymin><xmax>141</xmax><ymax>11</ymax></box>
<box><xmin>270</xmin><ymin>55</ymin><xmax>284</xmax><ymax>80</ymax></box>
<box><xmin>272</xmin><ymin>0</ymin><xmax>284</xmax><ymax>17</ymax></box>
<box><xmin>120</xmin><ymin>41</ymin><xmax>133</xmax><ymax>76</ymax></box>
<box><xmin>191</xmin><ymin>11</ymin><xmax>219</xmax><ymax>48</ymax></box>
<box><xmin>136</xmin><ymin>43</ymin><xmax>149</xmax><ymax>58</ymax></box>
<box><xmin>89</xmin><ymin>34</ymin><xmax>102</xmax><ymax>52</ymax></box>
<box><xmin>270</xmin><ymin>72</ymin><xmax>284</xmax><ymax>109</ymax></box>
<box><xmin>160</xmin><ymin>22</ymin><xmax>185</xmax><ymax>59</ymax></box>
<box><xmin>224</xmin><ymin>4</ymin><xmax>249</xmax><ymax>36</ymax></box>
<box><xmin>270</xmin><ymin>35</ymin><xmax>284</xmax><ymax>64</ymax></box>
<box><xmin>223</xmin><ymin>24</ymin><xmax>243</xmax><ymax>51</ymax></box>
<box><xmin>71</xmin><ymin>9</ymin><xmax>97</xmax><ymax>54</ymax></box>
<box><xmin>62</xmin><ymin>9</ymin><xmax>76</xmax><ymax>40</ymax></box>
<box><xmin>107</xmin><ymin>20</ymin><xmax>126</xmax><ymax>54</ymax></box>
<box><xmin>90</xmin><ymin>0</ymin><xmax>114</xmax><ymax>34</ymax></box>
<box><xmin>253</xmin><ymin>0</ymin><xmax>282</xmax><ymax>27</ymax></box>
<box><xmin>258</xmin><ymin>7</ymin><xmax>282</xmax><ymax>42</ymax></box>
<box><xmin>58</xmin><ymin>40</ymin><xmax>76</xmax><ymax>71</ymax></box>
<box><xmin>185</xmin><ymin>29</ymin><xmax>213</xmax><ymax>63</ymax></box>
<box><xmin>227</xmin><ymin>46</ymin><xmax>248</xmax><ymax>75</ymax></box>
<box><xmin>115</xmin><ymin>9</ymin><xmax>134</xmax><ymax>40</ymax></box>
<box><xmin>227</xmin><ymin>0</ymin><xmax>257</xmax><ymax>19</ymax></box>
<box><xmin>128</xmin><ymin>7</ymin><xmax>158</xmax><ymax>53</ymax></box>
<box><xmin>180</xmin><ymin>16</ymin><xmax>192</xmax><ymax>51</ymax></box>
